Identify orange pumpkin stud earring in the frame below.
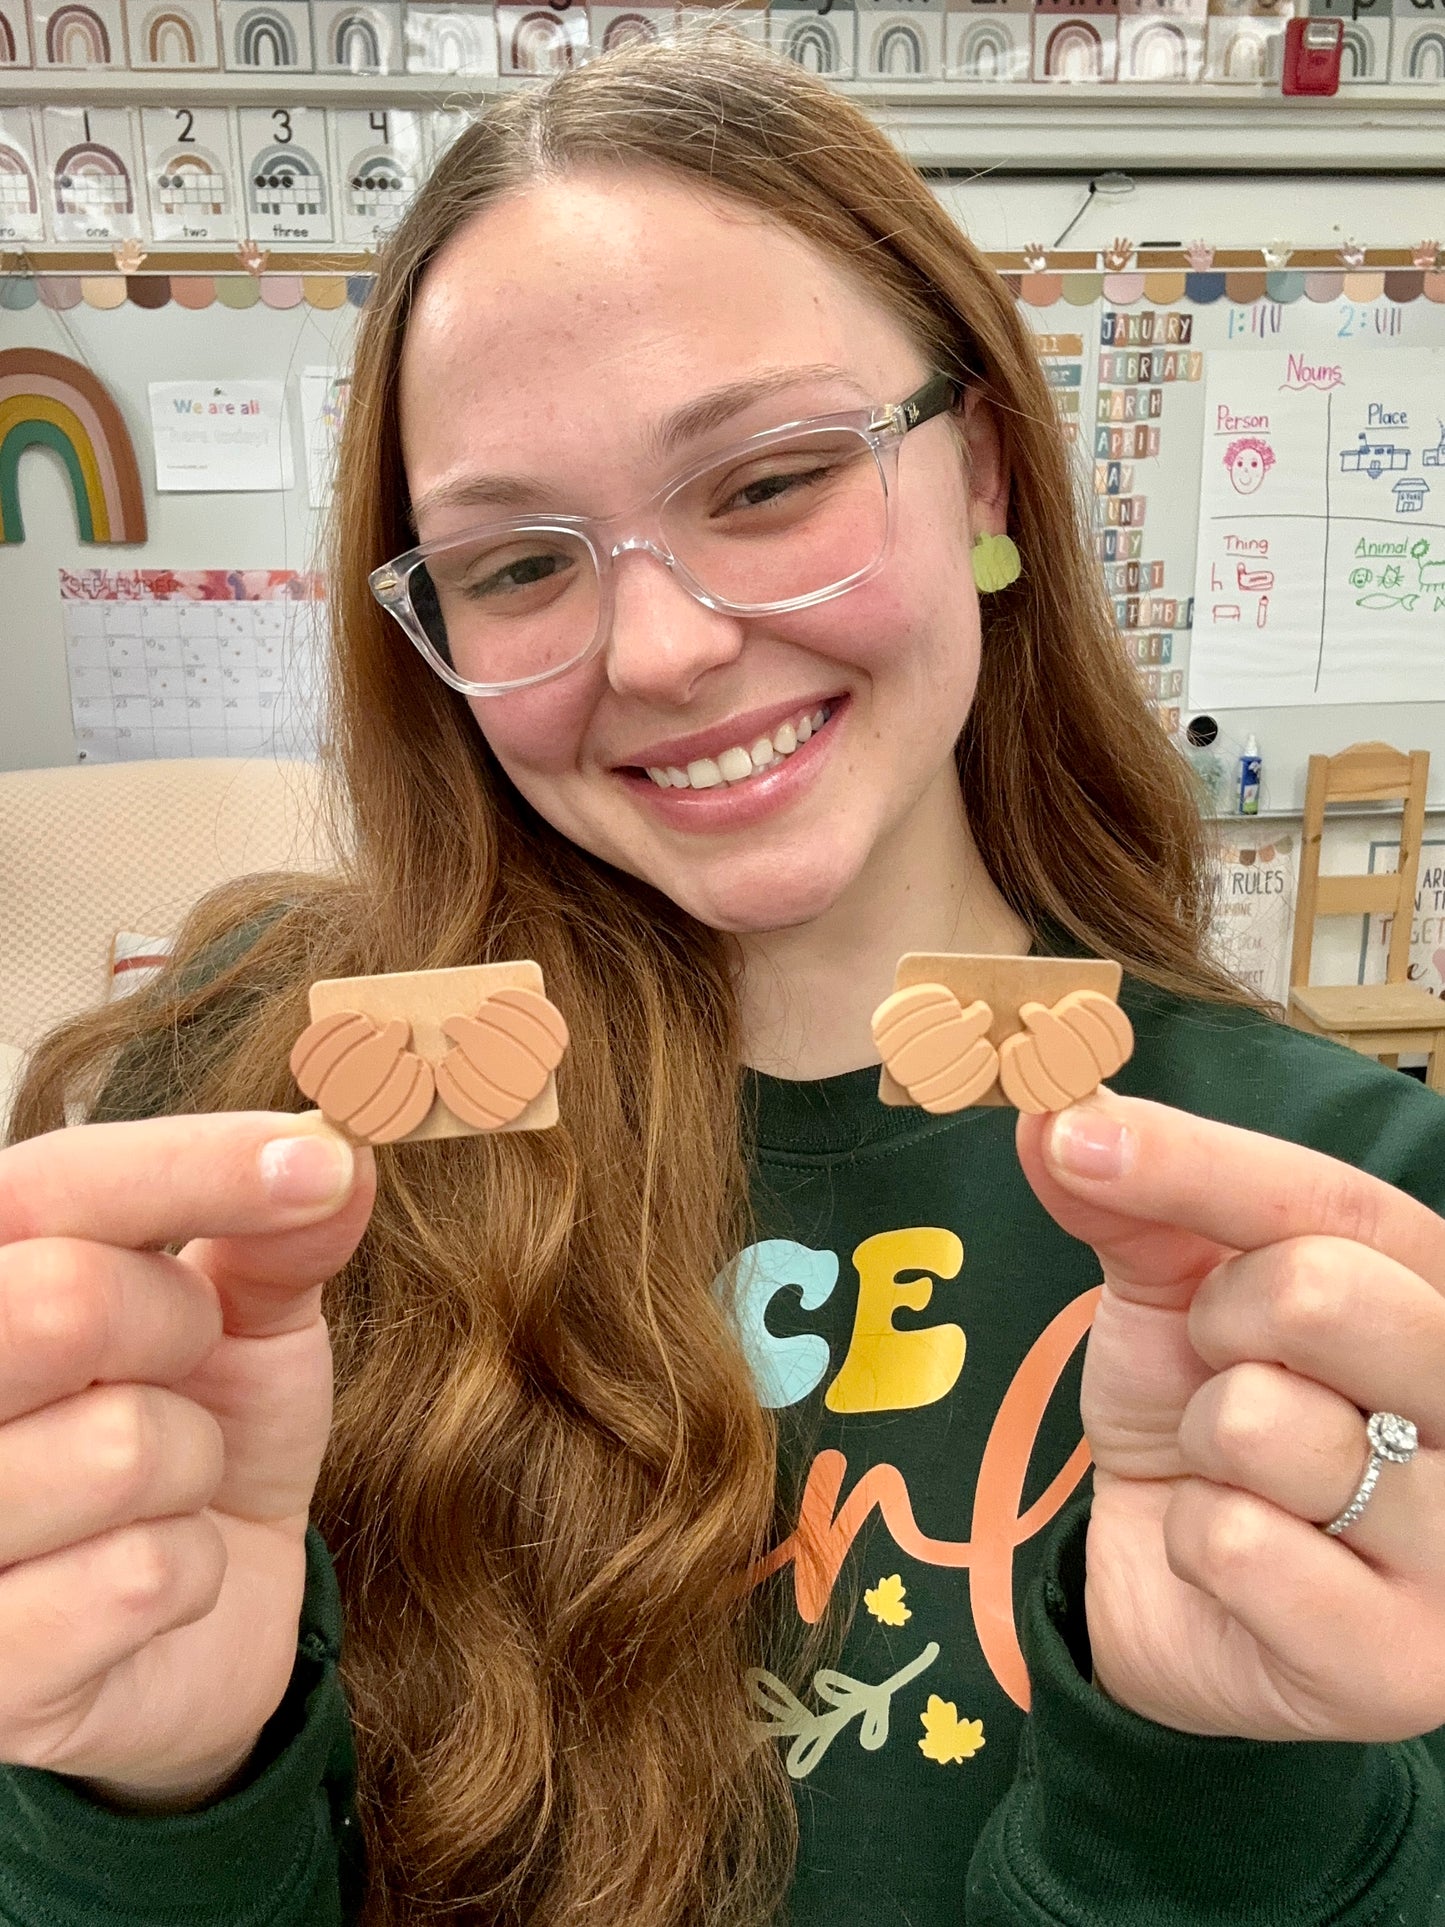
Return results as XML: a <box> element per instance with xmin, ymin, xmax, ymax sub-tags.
<box><xmin>435</xmin><ymin>987</ymin><xmax>570</xmax><ymax>1130</ymax></box>
<box><xmin>996</xmin><ymin>990</ymin><xmax>1134</xmax><ymax>1115</ymax></box>
<box><xmin>870</xmin><ymin>984</ymin><xmax>999</xmax><ymax>1114</ymax></box>
<box><xmin>289</xmin><ymin>1011</ymin><xmax>436</xmax><ymax>1144</ymax></box>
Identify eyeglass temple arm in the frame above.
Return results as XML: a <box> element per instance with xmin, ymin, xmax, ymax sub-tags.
<box><xmin>887</xmin><ymin>372</ymin><xmax>963</xmax><ymax>437</ymax></box>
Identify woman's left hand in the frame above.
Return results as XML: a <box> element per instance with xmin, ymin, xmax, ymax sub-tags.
<box><xmin>1015</xmin><ymin>1088</ymin><xmax>1445</xmax><ymax>1743</ymax></box>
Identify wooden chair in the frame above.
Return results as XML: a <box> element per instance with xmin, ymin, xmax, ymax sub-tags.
<box><xmin>1287</xmin><ymin>742</ymin><xmax>1445</xmax><ymax>1093</ymax></box>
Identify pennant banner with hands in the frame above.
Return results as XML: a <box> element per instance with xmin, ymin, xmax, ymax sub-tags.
<box><xmin>1015</xmin><ymin>1090</ymin><xmax>1445</xmax><ymax>1745</ymax></box>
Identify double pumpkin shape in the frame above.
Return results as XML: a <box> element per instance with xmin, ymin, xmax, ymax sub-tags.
<box><xmin>290</xmin><ymin>987</ymin><xmax>569</xmax><ymax>1144</ymax></box>
<box><xmin>871</xmin><ymin>984</ymin><xmax>1133</xmax><ymax>1115</ymax></box>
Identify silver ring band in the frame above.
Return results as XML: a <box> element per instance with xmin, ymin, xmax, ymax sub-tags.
<box><xmin>1321</xmin><ymin>1410</ymin><xmax>1419</xmax><ymax>1537</ymax></box>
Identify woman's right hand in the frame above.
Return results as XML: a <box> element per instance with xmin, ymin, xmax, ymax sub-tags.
<box><xmin>0</xmin><ymin>1111</ymin><xmax>375</xmax><ymax>1810</ymax></box>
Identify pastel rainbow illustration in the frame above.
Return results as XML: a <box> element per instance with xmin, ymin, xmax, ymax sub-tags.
<box><xmin>0</xmin><ymin>347</ymin><xmax>147</xmax><ymax>544</ymax></box>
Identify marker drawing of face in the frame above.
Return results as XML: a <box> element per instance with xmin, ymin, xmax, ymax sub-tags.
<box><xmin>1224</xmin><ymin>437</ymin><xmax>1275</xmax><ymax>496</ymax></box>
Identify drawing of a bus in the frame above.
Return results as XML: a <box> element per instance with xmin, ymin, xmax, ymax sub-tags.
<box><xmin>1340</xmin><ymin>431</ymin><xmax>1410</xmax><ymax>478</ymax></box>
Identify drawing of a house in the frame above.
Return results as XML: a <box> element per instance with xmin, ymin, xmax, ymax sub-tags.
<box><xmin>219</xmin><ymin>0</ymin><xmax>313</xmax><ymax>66</ymax></box>
<box><xmin>313</xmin><ymin>0</ymin><xmax>399</xmax><ymax>69</ymax></box>
<box><xmin>1341</xmin><ymin>432</ymin><xmax>1411</xmax><ymax>478</ymax></box>
<box><xmin>403</xmin><ymin>2</ymin><xmax>496</xmax><ymax>71</ymax></box>
<box><xmin>1032</xmin><ymin>0</ymin><xmax>1119</xmax><ymax>81</ymax></box>
<box><xmin>1422</xmin><ymin>424</ymin><xmax>1445</xmax><ymax>470</ymax></box>
<box><xmin>856</xmin><ymin>0</ymin><xmax>946</xmax><ymax>79</ymax></box>
<box><xmin>495</xmin><ymin>0</ymin><xmax>590</xmax><ymax>72</ymax></box>
<box><xmin>32</xmin><ymin>0</ymin><xmax>125</xmax><ymax>64</ymax></box>
<box><xmin>0</xmin><ymin>1</ymin><xmax>34</xmax><ymax>61</ymax></box>
<box><xmin>944</xmin><ymin>0</ymin><xmax>1030</xmax><ymax>81</ymax></box>
<box><xmin>1393</xmin><ymin>476</ymin><xmax>1430</xmax><ymax>514</ymax></box>
<box><xmin>123</xmin><ymin>0</ymin><xmax>219</xmax><ymax>65</ymax></box>
<box><xmin>770</xmin><ymin>0</ymin><xmax>857</xmax><ymax>76</ymax></box>
<box><xmin>1117</xmin><ymin>0</ymin><xmax>1204</xmax><ymax>77</ymax></box>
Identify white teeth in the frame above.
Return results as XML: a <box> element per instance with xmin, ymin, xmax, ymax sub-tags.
<box><xmin>646</xmin><ymin>705</ymin><xmax>833</xmax><ymax>792</ymax></box>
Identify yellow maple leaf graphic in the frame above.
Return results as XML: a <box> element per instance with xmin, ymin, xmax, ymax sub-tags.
<box><xmin>863</xmin><ymin>1573</ymin><xmax>911</xmax><ymax>1626</ymax></box>
<box><xmin>918</xmin><ymin>1695</ymin><xmax>985</xmax><ymax>1764</ymax></box>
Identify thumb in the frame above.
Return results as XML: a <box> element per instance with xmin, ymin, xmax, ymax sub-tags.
<box><xmin>182</xmin><ymin>1123</ymin><xmax>377</xmax><ymax>1338</ymax></box>
<box><xmin>1016</xmin><ymin>1089</ymin><xmax>1231</xmax><ymax>1310</ymax></box>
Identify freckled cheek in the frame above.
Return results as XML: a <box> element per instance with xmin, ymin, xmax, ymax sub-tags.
<box><xmin>465</xmin><ymin>676</ymin><xmax>600</xmax><ymax>779</ymax></box>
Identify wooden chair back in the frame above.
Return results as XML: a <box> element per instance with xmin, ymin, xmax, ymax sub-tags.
<box><xmin>1288</xmin><ymin>742</ymin><xmax>1429</xmax><ymax>990</ymax></box>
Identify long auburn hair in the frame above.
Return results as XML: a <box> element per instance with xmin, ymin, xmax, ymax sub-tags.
<box><xmin>13</xmin><ymin>29</ymin><xmax>1250</xmax><ymax>1926</ymax></box>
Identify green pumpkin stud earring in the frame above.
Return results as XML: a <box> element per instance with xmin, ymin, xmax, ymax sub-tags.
<box><xmin>971</xmin><ymin>532</ymin><xmax>1022</xmax><ymax>595</ymax></box>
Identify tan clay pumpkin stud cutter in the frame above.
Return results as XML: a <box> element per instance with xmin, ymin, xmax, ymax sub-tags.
<box><xmin>289</xmin><ymin>961</ymin><xmax>568</xmax><ymax>1145</ymax></box>
<box><xmin>871</xmin><ymin>954</ymin><xmax>1134</xmax><ymax>1116</ymax></box>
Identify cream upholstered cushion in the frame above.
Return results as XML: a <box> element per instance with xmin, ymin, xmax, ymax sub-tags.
<box><xmin>0</xmin><ymin>759</ymin><xmax>336</xmax><ymax>1067</ymax></box>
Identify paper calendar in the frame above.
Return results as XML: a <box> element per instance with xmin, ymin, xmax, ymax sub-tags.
<box><xmin>60</xmin><ymin>569</ymin><xmax>326</xmax><ymax>764</ymax></box>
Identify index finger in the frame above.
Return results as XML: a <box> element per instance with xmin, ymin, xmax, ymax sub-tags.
<box><xmin>1020</xmin><ymin>1089</ymin><xmax>1445</xmax><ymax>1303</ymax></box>
<box><xmin>0</xmin><ymin>1112</ymin><xmax>358</xmax><ymax>1252</ymax></box>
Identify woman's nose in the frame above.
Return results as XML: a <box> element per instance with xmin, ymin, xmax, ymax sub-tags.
<box><xmin>604</xmin><ymin>547</ymin><xmax>746</xmax><ymax>707</ymax></box>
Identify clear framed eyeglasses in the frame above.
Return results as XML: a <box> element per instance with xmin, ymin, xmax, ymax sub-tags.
<box><xmin>369</xmin><ymin>371</ymin><xmax>960</xmax><ymax>698</ymax></box>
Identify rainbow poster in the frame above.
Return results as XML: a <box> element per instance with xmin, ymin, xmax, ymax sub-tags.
<box><xmin>0</xmin><ymin>347</ymin><xmax>147</xmax><ymax>544</ymax></box>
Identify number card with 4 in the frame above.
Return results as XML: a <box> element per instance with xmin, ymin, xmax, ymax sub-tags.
<box><xmin>328</xmin><ymin>108</ymin><xmax>424</xmax><ymax>246</ymax></box>
<box><xmin>237</xmin><ymin>105</ymin><xmax>333</xmax><ymax>245</ymax></box>
<box><xmin>141</xmin><ymin>107</ymin><xmax>240</xmax><ymax>243</ymax></box>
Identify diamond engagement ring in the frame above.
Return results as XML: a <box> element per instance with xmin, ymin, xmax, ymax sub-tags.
<box><xmin>1321</xmin><ymin>1411</ymin><xmax>1420</xmax><ymax>1537</ymax></box>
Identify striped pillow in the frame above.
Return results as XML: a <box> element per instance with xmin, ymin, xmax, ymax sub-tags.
<box><xmin>109</xmin><ymin>932</ymin><xmax>174</xmax><ymax>999</ymax></box>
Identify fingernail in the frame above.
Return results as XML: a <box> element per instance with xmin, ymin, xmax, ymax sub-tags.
<box><xmin>1048</xmin><ymin>1106</ymin><xmax>1135</xmax><ymax>1181</ymax></box>
<box><xmin>259</xmin><ymin>1130</ymin><xmax>354</xmax><ymax>1208</ymax></box>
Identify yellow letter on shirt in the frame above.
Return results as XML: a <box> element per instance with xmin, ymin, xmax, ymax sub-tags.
<box><xmin>825</xmin><ymin>1228</ymin><xmax>965</xmax><ymax>1414</ymax></box>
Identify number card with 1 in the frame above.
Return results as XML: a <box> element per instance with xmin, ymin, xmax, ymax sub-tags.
<box><xmin>141</xmin><ymin>106</ymin><xmax>240</xmax><ymax>243</ymax></box>
<box><xmin>41</xmin><ymin>106</ymin><xmax>142</xmax><ymax>244</ymax></box>
<box><xmin>237</xmin><ymin>105</ymin><xmax>333</xmax><ymax>245</ymax></box>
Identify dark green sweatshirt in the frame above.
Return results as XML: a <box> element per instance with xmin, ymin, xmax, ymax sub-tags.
<box><xmin>4</xmin><ymin>977</ymin><xmax>1445</xmax><ymax>1925</ymax></box>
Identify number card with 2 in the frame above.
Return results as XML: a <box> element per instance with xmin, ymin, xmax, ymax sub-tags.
<box><xmin>141</xmin><ymin>107</ymin><xmax>240</xmax><ymax>243</ymax></box>
<box><xmin>237</xmin><ymin>105</ymin><xmax>333</xmax><ymax>245</ymax></box>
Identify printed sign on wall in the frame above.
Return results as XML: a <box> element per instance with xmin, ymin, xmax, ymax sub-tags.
<box><xmin>148</xmin><ymin>379</ymin><xmax>295</xmax><ymax>492</ymax></box>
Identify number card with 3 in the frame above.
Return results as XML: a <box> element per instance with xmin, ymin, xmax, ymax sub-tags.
<box><xmin>141</xmin><ymin>107</ymin><xmax>240</xmax><ymax>243</ymax></box>
<box><xmin>237</xmin><ymin>105</ymin><xmax>333</xmax><ymax>245</ymax></box>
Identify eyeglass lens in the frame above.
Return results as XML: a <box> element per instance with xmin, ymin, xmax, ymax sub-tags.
<box><xmin>410</xmin><ymin>427</ymin><xmax>889</xmax><ymax>687</ymax></box>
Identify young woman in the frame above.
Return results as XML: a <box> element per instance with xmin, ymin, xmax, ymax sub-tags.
<box><xmin>4</xmin><ymin>32</ymin><xmax>1444</xmax><ymax>1927</ymax></box>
